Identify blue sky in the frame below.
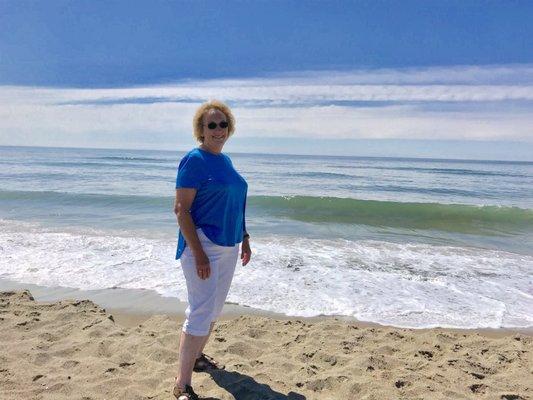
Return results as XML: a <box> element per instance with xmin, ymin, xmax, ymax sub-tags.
<box><xmin>1</xmin><ymin>0</ymin><xmax>532</xmax><ymax>160</ymax></box>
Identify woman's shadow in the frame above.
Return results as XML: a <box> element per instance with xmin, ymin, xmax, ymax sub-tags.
<box><xmin>200</xmin><ymin>368</ymin><xmax>307</xmax><ymax>400</ymax></box>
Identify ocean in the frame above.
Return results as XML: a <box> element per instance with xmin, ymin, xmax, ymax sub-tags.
<box><xmin>0</xmin><ymin>145</ymin><xmax>532</xmax><ymax>329</ymax></box>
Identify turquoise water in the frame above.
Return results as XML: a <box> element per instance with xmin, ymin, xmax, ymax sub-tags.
<box><xmin>1</xmin><ymin>145</ymin><xmax>532</xmax><ymax>328</ymax></box>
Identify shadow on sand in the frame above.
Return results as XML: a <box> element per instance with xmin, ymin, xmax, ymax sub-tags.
<box><xmin>199</xmin><ymin>368</ymin><xmax>307</xmax><ymax>400</ymax></box>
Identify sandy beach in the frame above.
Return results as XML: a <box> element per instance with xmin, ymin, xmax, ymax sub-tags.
<box><xmin>1</xmin><ymin>290</ymin><xmax>531</xmax><ymax>400</ymax></box>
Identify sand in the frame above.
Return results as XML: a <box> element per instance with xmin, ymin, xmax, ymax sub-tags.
<box><xmin>0</xmin><ymin>290</ymin><xmax>531</xmax><ymax>400</ymax></box>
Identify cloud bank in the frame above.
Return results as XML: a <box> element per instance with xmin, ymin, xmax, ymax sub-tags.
<box><xmin>1</xmin><ymin>64</ymin><xmax>532</xmax><ymax>150</ymax></box>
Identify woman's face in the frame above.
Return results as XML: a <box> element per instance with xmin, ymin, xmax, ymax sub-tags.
<box><xmin>201</xmin><ymin>109</ymin><xmax>229</xmax><ymax>152</ymax></box>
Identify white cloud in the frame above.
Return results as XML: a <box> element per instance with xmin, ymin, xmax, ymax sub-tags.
<box><xmin>3</xmin><ymin>82</ymin><xmax>533</xmax><ymax>105</ymax></box>
<box><xmin>1</xmin><ymin>64</ymin><xmax>532</xmax><ymax>148</ymax></box>
<box><xmin>236</xmin><ymin>105</ymin><xmax>533</xmax><ymax>141</ymax></box>
<box><xmin>254</xmin><ymin>64</ymin><xmax>533</xmax><ymax>85</ymax></box>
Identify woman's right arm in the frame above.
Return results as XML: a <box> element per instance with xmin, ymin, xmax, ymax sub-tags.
<box><xmin>174</xmin><ymin>188</ymin><xmax>211</xmax><ymax>280</ymax></box>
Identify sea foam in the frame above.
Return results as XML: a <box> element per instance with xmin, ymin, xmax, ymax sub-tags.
<box><xmin>1</xmin><ymin>219</ymin><xmax>531</xmax><ymax>329</ymax></box>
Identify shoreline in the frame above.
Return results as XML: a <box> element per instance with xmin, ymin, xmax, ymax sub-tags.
<box><xmin>1</xmin><ymin>278</ymin><xmax>531</xmax><ymax>337</ymax></box>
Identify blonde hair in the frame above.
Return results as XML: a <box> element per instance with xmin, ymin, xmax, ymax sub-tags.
<box><xmin>192</xmin><ymin>100</ymin><xmax>236</xmax><ymax>143</ymax></box>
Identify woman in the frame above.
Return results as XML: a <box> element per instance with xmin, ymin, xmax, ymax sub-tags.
<box><xmin>173</xmin><ymin>100</ymin><xmax>251</xmax><ymax>400</ymax></box>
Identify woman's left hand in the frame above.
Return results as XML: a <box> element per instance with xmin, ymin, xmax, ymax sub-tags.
<box><xmin>241</xmin><ymin>238</ymin><xmax>252</xmax><ymax>266</ymax></box>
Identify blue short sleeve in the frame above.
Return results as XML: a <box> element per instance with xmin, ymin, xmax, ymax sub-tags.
<box><xmin>175</xmin><ymin>148</ymin><xmax>248</xmax><ymax>260</ymax></box>
<box><xmin>176</xmin><ymin>154</ymin><xmax>207</xmax><ymax>189</ymax></box>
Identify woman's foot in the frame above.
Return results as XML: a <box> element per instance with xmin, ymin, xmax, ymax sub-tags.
<box><xmin>173</xmin><ymin>381</ymin><xmax>199</xmax><ymax>400</ymax></box>
<box><xmin>193</xmin><ymin>353</ymin><xmax>225</xmax><ymax>372</ymax></box>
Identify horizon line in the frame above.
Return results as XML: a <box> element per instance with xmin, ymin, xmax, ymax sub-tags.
<box><xmin>1</xmin><ymin>143</ymin><xmax>532</xmax><ymax>165</ymax></box>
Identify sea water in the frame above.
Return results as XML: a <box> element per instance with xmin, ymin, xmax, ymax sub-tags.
<box><xmin>1</xmin><ymin>145</ymin><xmax>532</xmax><ymax>329</ymax></box>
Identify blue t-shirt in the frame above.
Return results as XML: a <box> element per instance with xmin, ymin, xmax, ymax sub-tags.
<box><xmin>175</xmin><ymin>148</ymin><xmax>248</xmax><ymax>260</ymax></box>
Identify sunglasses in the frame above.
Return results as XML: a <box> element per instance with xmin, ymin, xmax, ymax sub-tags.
<box><xmin>206</xmin><ymin>121</ymin><xmax>229</xmax><ymax>130</ymax></box>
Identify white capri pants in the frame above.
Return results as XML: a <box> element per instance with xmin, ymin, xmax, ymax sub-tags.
<box><xmin>180</xmin><ymin>229</ymin><xmax>239</xmax><ymax>336</ymax></box>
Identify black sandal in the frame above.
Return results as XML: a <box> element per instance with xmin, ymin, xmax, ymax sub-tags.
<box><xmin>173</xmin><ymin>382</ymin><xmax>199</xmax><ymax>400</ymax></box>
<box><xmin>193</xmin><ymin>353</ymin><xmax>225</xmax><ymax>372</ymax></box>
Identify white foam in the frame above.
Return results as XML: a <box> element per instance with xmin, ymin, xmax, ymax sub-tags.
<box><xmin>0</xmin><ymin>219</ymin><xmax>186</xmax><ymax>298</ymax></box>
<box><xmin>1</xmin><ymin>219</ymin><xmax>532</xmax><ymax>329</ymax></box>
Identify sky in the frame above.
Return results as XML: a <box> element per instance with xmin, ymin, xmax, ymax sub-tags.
<box><xmin>1</xmin><ymin>0</ymin><xmax>532</xmax><ymax>160</ymax></box>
